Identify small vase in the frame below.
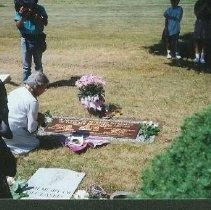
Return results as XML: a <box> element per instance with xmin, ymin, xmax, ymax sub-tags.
<box><xmin>80</xmin><ymin>95</ymin><xmax>105</xmax><ymax>112</ymax></box>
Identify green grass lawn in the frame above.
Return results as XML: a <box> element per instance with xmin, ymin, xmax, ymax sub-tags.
<box><xmin>1</xmin><ymin>0</ymin><xmax>211</xmax><ymax>195</ymax></box>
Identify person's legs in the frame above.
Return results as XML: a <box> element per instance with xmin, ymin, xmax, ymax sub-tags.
<box><xmin>193</xmin><ymin>19</ymin><xmax>201</xmax><ymax>63</ymax></box>
<box><xmin>193</xmin><ymin>19</ymin><xmax>209</xmax><ymax>64</ymax></box>
<box><xmin>33</xmin><ymin>49</ymin><xmax>43</xmax><ymax>72</ymax></box>
<box><xmin>200</xmin><ymin>39</ymin><xmax>206</xmax><ymax>63</ymax></box>
<box><xmin>166</xmin><ymin>37</ymin><xmax>172</xmax><ymax>59</ymax></box>
<box><xmin>175</xmin><ymin>34</ymin><xmax>181</xmax><ymax>59</ymax></box>
<box><xmin>4</xmin><ymin>127</ymin><xmax>40</xmax><ymax>155</ymax></box>
<box><xmin>169</xmin><ymin>37</ymin><xmax>176</xmax><ymax>58</ymax></box>
<box><xmin>194</xmin><ymin>39</ymin><xmax>201</xmax><ymax>63</ymax></box>
<box><xmin>200</xmin><ymin>20</ymin><xmax>210</xmax><ymax>64</ymax></box>
<box><xmin>169</xmin><ymin>33</ymin><xmax>181</xmax><ymax>59</ymax></box>
<box><xmin>170</xmin><ymin>39</ymin><xmax>176</xmax><ymax>58</ymax></box>
<box><xmin>21</xmin><ymin>38</ymin><xmax>32</xmax><ymax>81</ymax></box>
<box><xmin>194</xmin><ymin>39</ymin><xmax>207</xmax><ymax>64</ymax></box>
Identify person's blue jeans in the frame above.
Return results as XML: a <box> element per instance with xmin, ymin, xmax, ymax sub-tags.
<box><xmin>21</xmin><ymin>37</ymin><xmax>43</xmax><ymax>81</ymax></box>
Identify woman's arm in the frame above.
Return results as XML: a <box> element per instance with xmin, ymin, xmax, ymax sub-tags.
<box><xmin>164</xmin><ymin>8</ymin><xmax>182</xmax><ymax>21</ymax></box>
<box><xmin>27</xmin><ymin>101</ymin><xmax>39</xmax><ymax>133</ymax></box>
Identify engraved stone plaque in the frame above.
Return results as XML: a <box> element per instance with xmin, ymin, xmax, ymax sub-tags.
<box><xmin>45</xmin><ymin>117</ymin><xmax>141</xmax><ymax>139</ymax></box>
<box><xmin>23</xmin><ymin>168</ymin><xmax>85</xmax><ymax>199</ymax></box>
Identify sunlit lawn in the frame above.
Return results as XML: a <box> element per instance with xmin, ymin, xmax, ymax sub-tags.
<box><xmin>0</xmin><ymin>0</ymin><xmax>210</xmax><ymax>194</ymax></box>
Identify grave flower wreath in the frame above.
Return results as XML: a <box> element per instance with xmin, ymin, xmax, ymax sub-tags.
<box><xmin>75</xmin><ymin>74</ymin><xmax>106</xmax><ymax>112</ymax></box>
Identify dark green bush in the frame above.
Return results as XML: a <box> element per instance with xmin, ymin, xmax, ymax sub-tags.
<box><xmin>135</xmin><ymin>106</ymin><xmax>211</xmax><ymax>198</ymax></box>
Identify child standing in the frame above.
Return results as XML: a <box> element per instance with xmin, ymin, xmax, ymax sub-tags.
<box><xmin>193</xmin><ymin>0</ymin><xmax>211</xmax><ymax>64</ymax></box>
<box><xmin>163</xmin><ymin>0</ymin><xmax>183</xmax><ymax>59</ymax></box>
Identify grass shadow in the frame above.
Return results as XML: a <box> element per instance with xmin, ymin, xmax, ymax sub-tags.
<box><xmin>105</xmin><ymin>103</ymin><xmax>122</xmax><ymax>113</ymax></box>
<box><xmin>146</xmin><ymin>39</ymin><xmax>166</xmax><ymax>56</ymax></box>
<box><xmin>145</xmin><ymin>32</ymin><xmax>211</xmax><ymax>73</ymax></box>
<box><xmin>38</xmin><ymin>134</ymin><xmax>64</xmax><ymax>150</ymax></box>
<box><xmin>103</xmin><ymin>103</ymin><xmax>123</xmax><ymax>118</ymax></box>
<box><xmin>145</xmin><ymin>32</ymin><xmax>194</xmax><ymax>58</ymax></box>
<box><xmin>48</xmin><ymin>75</ymin><xmax>81</xmax><ymax>88</ymax></box>
<box><xmin>165</xmin><ymin>57</ymin><xmax>211</xmax><ymax>74</ymax></box>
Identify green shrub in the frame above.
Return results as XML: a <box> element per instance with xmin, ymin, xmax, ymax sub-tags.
<box><xmin>135</xmin><ymin>106</ymin><xmax>211</xmax><ymax>198</ymax></box>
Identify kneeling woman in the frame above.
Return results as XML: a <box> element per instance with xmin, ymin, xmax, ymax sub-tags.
<box><xmin>5</xmin><ymin>71</ymin><xmax>49</xmax><ymax>155</ymax></box>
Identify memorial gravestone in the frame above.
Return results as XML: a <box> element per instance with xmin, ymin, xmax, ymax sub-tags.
<box><xmin>45</xmin><ymin>117</ymin><xmax>141</xmax><ymax>139</ymax></box>
<box><xmin>23</xmin><ymin>168</ymin><xmax>85</xmax><ymax>199</ymax></box>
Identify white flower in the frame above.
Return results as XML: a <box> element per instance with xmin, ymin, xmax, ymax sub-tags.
<box><xmin>7</xmin><ymin>176</ymin><xmax>16</xmax><ymax>186</ymax></box>
<box><xmin>80</xmin><ymin>95</ymin><xmax>104</xmax><ymax>111</ymax></box>
<box><xmin>73</xmin><ymin>190</ymin><xmax>89</xmax><ymax>199</ymax></box>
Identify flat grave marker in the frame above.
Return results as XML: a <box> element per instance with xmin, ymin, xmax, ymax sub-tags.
<box><xmin>45</xmin><ymin>117</ymin><xmax>141</xmax><ymax>139</ymax></box>
<box><xmin>23</xmin><ymin>168</ymin><xmax>85</xmax><ymax>199</ymax></box>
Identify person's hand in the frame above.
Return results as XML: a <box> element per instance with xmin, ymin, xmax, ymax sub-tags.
<box><xmin>19</xmin><ymin>6</ymin><xmax>28</xmax><ymax>17</ymax></box>
<box><xmin>19</xmin><ymin>6</ymin><xmax>34</xmax><ymax>19</ymax></box>
<box><xmin>37</xmin><ymin>112</ymin><xmax>46</xmax><ymax>127</ymax></box>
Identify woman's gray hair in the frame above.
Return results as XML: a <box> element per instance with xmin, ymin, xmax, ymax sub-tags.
<box><xmin>24</xmin><ymin>71</ymin><xmax>49</xmax><ymax>89</ymax></box>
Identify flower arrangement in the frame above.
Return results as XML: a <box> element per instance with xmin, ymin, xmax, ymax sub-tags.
<box><xmin>138</xmin><ymin>121</ymin><xmax>160</xmax><ymax>143</ymax></box>
<box><xmin>75</xmin><ymin>75</ymin><xmax>106</xmax><ymax>112</ymax></box>
<box><xmin>44</xmin><ymin>110</ymin><xmax>53</xmax><ymax>125</ymax></box>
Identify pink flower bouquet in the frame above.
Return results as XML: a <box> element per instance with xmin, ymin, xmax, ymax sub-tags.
<box><xmin>75</xmin><ymin>75</ymin><xmax>106</xmax><ymax>112</ymax></box>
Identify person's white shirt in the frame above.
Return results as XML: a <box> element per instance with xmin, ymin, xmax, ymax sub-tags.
<box><xmin>8</xmin><ymin>86</ymin><xmax>39</xmax><ymax>133</ymax></box>
<box><xmin>5</xmin><ymin>86</ymin><xmax>40</xmax><ymax>155</ymax></box>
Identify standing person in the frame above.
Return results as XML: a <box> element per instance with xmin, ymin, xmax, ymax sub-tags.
<box><xmin>14</xmin><ymin>0</ymin><xmax>48</xmax><ymax>81</ymax></box>
<box><xmin>163</xmin><ymin>0</ymin><xmax>183</xmax><ymax>59</ymax></box>
<box><xmin>0</xmin><ymin>80</ymin><xmax>17</xmax><ymax>198</ymax></box>
<box><xmin>193</xmin><ymin>0</ymin><xmax>211</xmax><ymax>64</ymax></box>
<box><xmin>4</xmin><ymin>71</ymin><xmax>49</xmax><ymax>155</ymax></box>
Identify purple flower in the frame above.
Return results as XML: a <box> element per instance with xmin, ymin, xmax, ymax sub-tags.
<box><xmin>76</xmin><ymin>74</ymin><xmax>106</xmax><ymax>99</ymax></box>
<box><xmin>75</xmin><ymin>74</ymin><xmax>106</xmax><ymax>88</ymax></box>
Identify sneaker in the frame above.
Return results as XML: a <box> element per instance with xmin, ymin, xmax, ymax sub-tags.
<box><xmin>194</xmin><ymin>57</ymin><xmax>200</xmax><ymax>63</ymax></box>
<box><xmin>200</xmin><ymin>57</ymin><xmax>206</xmax><ymax>64</ymax></box>
<box><xmin>167</xmin><ymin>54</ymin><xmax>172</xmax><ymax>59</ymax></box>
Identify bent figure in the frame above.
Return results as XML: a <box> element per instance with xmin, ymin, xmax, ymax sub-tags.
<box><xmin>4</xmin><ymin>71</ymin><xmax>49</xmax><ymax>155</ymax></box>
